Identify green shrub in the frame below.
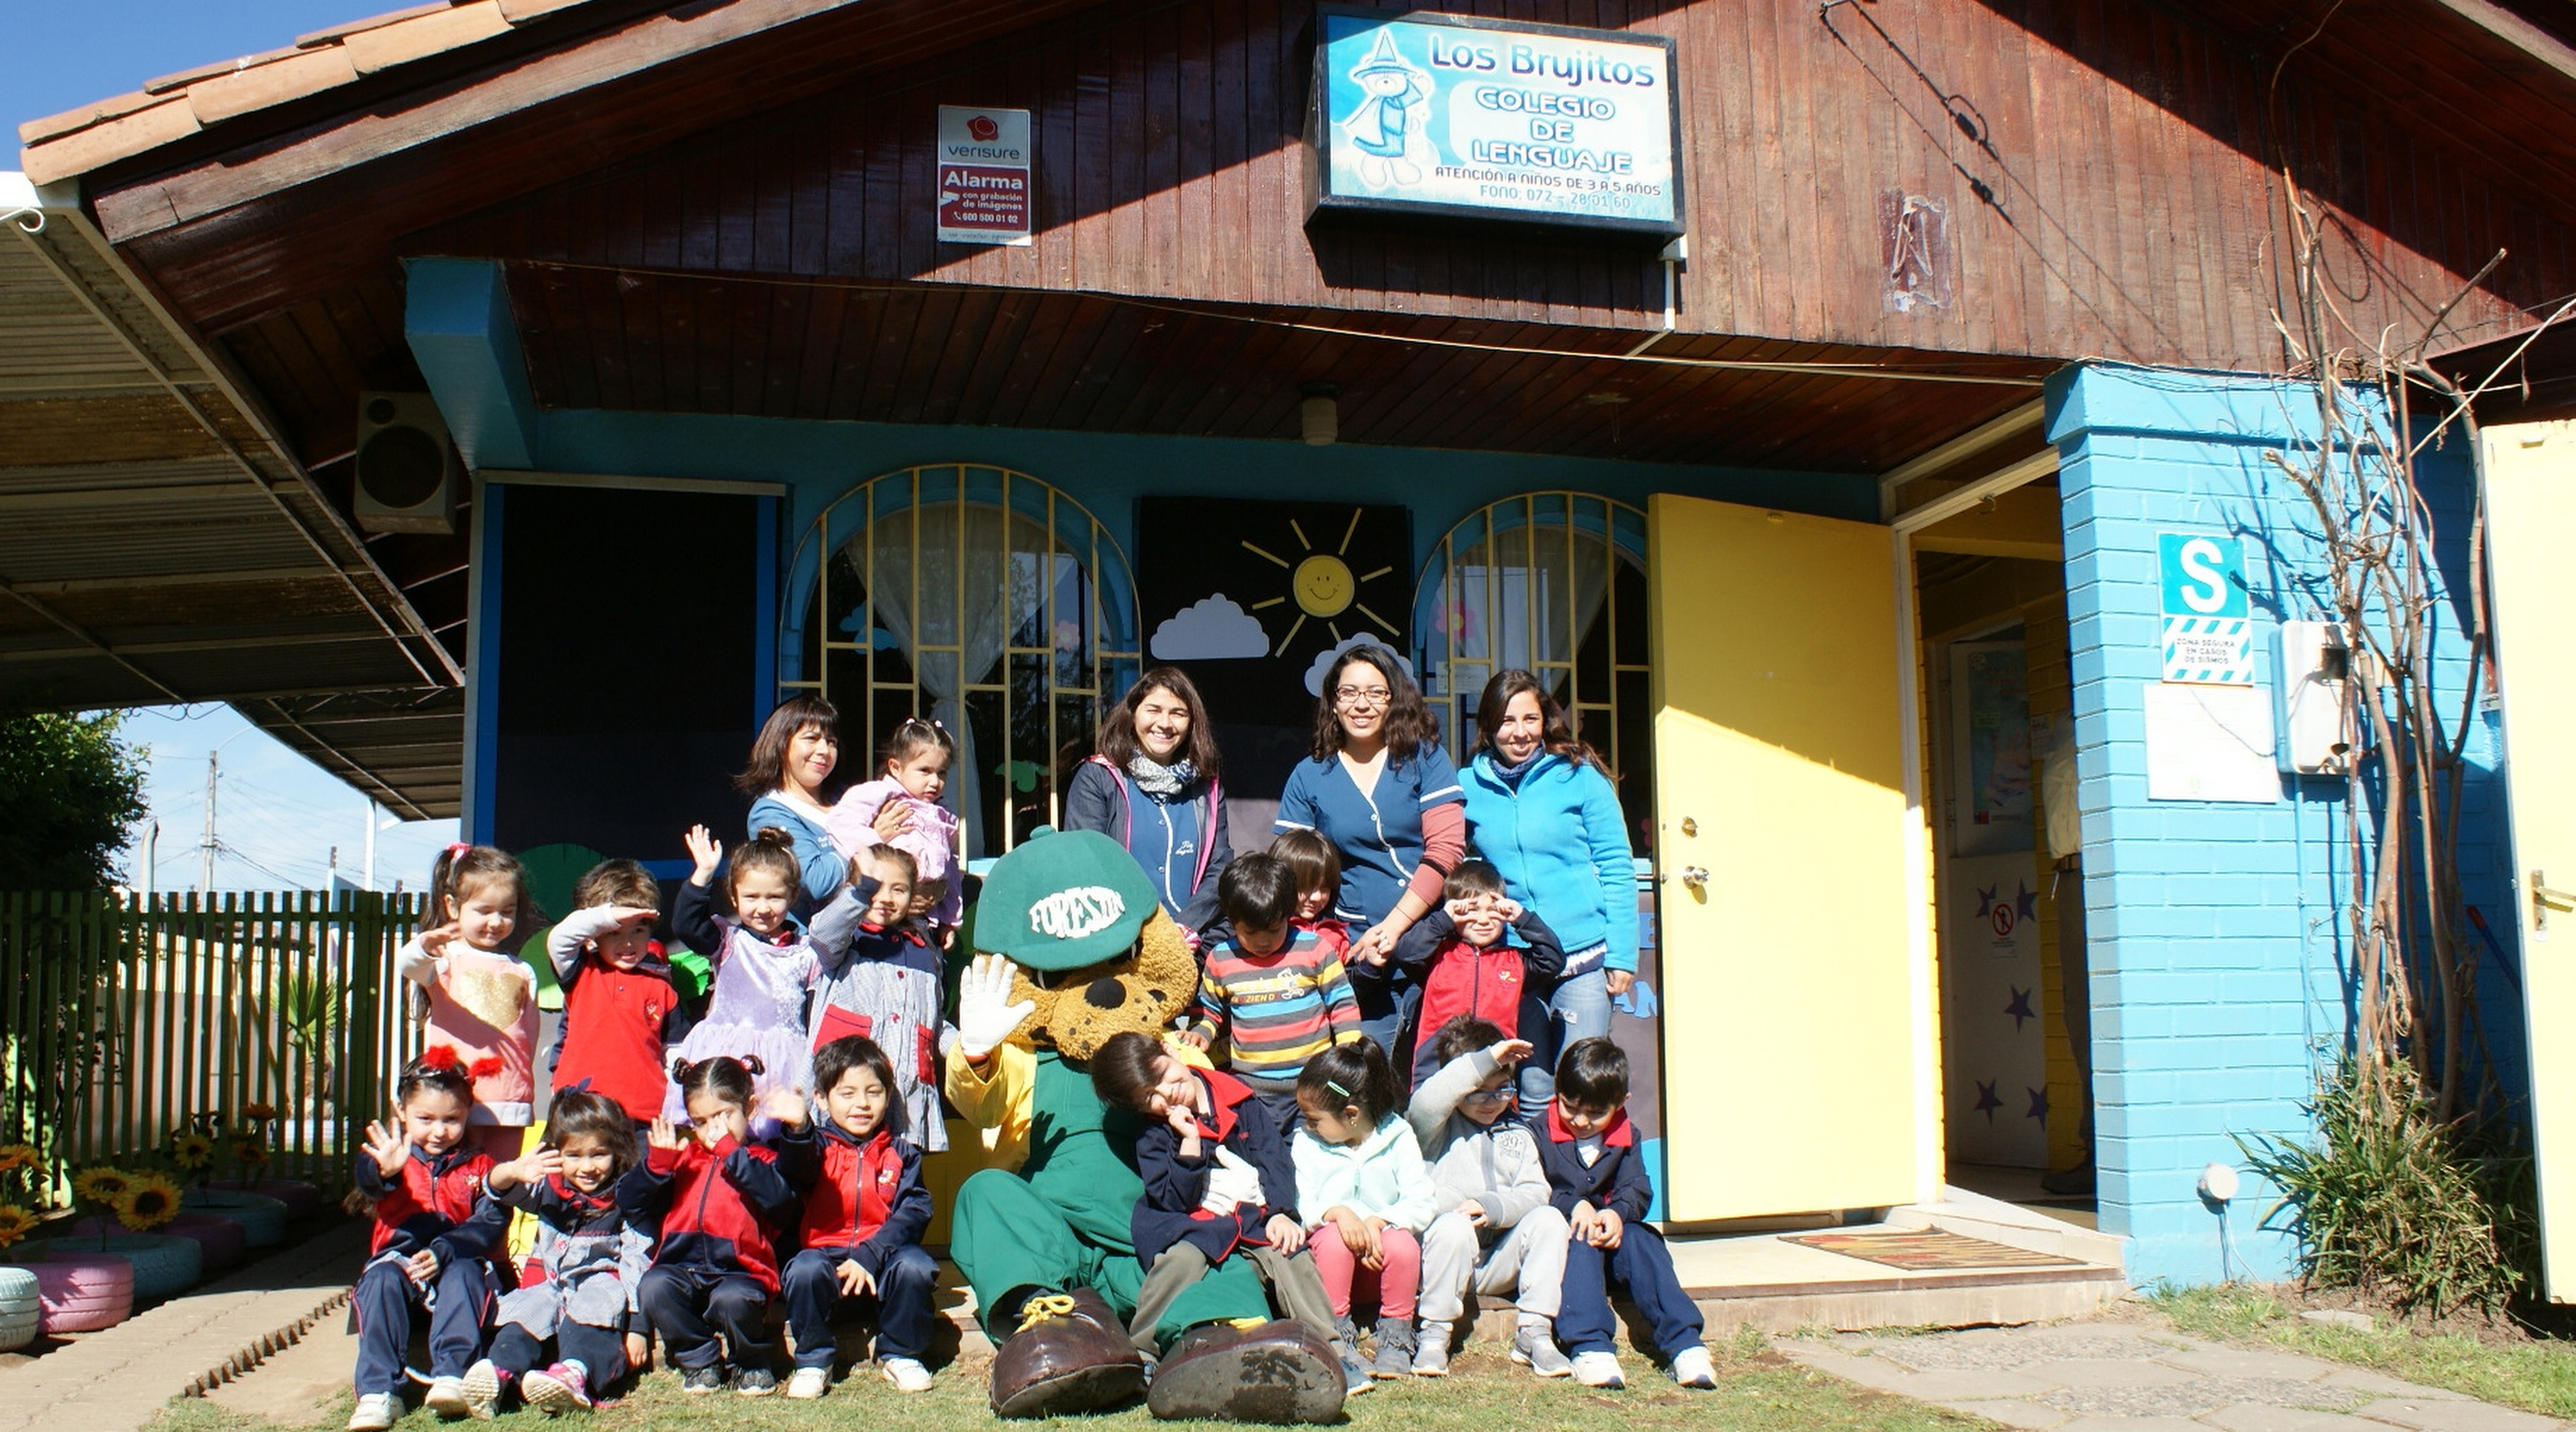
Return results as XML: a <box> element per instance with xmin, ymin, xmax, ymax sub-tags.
<box><xmin>2239</xmin><ymin>1058</ymin><xmax>2526</xmax><ymax>1319</ymax></box>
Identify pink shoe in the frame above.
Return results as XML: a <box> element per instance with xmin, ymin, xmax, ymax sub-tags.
<box><xmin>521</xmin><ymin>1362</ymin><xmax>592</xmax><ymax>1414</ymax></box>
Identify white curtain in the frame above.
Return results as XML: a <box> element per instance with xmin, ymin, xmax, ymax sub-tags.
<box><xmin>859</xmin><ymin>502</ymin><xmax>1044</xmax><ymax>858</ymax></box>
<box><xmin>1457</xmin><ymin>522</ymin><xmax>1616</xmax><ymax>710</ymax></box>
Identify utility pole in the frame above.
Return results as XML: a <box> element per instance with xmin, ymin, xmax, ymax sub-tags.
<box><xmin>363</xmin><ymin>799</ymin><xmax>378</xmax><ymax>891</ymax></box>
<box><xmin>142</xmin><ymin>820</ymin><xmax>158</xmax><ymax>894</ymax></box>
<box><xmin>199</xmin><ymin>751</ymin><xmax>219</xmax><ymax>891</ymax></box>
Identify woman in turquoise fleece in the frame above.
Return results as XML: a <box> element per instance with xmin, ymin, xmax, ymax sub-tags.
<box><xmin>1457</xmin><ymin>671</ymin><xmax>1640</xmax><ymax>1112</ymax></box>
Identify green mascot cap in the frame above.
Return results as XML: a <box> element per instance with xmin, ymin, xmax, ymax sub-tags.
<box><xmin>973</xmin><ymin>827</ymin><xmax>1161</xmax><ymax>971</ymax></box>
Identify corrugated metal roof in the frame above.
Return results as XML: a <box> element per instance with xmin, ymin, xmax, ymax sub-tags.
<box><xmin>1</xmin><ymin>174</ymin><xmax>462</xmax><ymax>820</ymax></box>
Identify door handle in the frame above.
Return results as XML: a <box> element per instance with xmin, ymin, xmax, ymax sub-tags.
<box><xmin>1679</xmin><ymin>866</ymin><xmax>1710</xmax><ymax>890</ymax></box>
<box><xmin>2537</xmin><ymin>870</ymin><xmax>2576</xmax><ymax>934</ymax></box>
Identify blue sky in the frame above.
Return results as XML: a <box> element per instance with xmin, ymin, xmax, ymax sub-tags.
<box><xmin>14</xmin><ymin>2</ymin><xmax>464</xmax><ymax>891</ymax></box>
<box><xmin>7</xmin><ymin>1</ymin><xmax>365</xmax><ymax>130</ymax></box>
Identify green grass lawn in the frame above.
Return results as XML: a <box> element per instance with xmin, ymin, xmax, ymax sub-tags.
<box><xmin>2153</xmin><ymin>1284</ymin><xmax>2576</xmax><ymax>1418</ymax></box>
<box><xmin>144</xmin><ymin>1328</ymin><xmax>1991</xmax><ymax>1432</ymax></box>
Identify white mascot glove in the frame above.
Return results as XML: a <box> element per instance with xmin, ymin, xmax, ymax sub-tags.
<box><xmin>1200</xmin><ymin>1146</ymin><xmax>1267</xmax><ymax>1215</ymax></box>
<box><xmin>956</xmin><ymin>954</ymin><xmax>1036</xmax><ymax>1060</ymax></box>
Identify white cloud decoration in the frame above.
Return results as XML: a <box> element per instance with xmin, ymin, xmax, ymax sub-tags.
<box><xmin>1150</xmin><ymin>594</ymin><xmax>1269</xmax><ymax>660</ymax></box>
<box><xmin>1303</xmin><ymin>633</ymin><xmax>1415</xmax><ymax>697</ymax></box>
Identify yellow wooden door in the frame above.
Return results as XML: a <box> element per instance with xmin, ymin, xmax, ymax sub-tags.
<box><xmin>1647</xmin><ymin>493</ymin><xmax>1924</xmax><ymax>1221</ymax></box>
<box><xmin>2483</xmin><ymin>421</ymin><xmax>2576</xmax><ymax>1301</ymax></box>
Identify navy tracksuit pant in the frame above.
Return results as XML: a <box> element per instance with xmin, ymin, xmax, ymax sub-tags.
<box><xmin>638</xmin><ymin>1265</ymin><xmax>774</xmax><ymax>1370</ymax></box>
<box><xmin>351</xmin><ymin>1255</ymin><xmax>496</xmax><ymax>1395</ymax></box>
<box><xmin>1555</xmin><ymin>1222</ymin><xmax>1705</xmax><ymax>1358</ymax></box>
<box><xmin>781</xmin><ymin>1243</ymin><xmax>940</xmax><ymax>1368</ymax></box>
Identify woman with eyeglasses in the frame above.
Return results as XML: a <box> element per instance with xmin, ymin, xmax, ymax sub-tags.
<box><xmin>1273</xmin><ymin>644</ymin><xmax>1466</xmax><ymax>1053</ymax></box>
<box><xmin>1457</xmin><ymin>670</ymin><xmax>1639</xmax><ymax>1113</ymax></box>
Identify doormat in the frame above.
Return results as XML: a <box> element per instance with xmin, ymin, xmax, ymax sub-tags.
<box><xmin>1781</xmin><ymin>1229</ymin><xmax>2086</xmax><ymax>1271</ymax></box>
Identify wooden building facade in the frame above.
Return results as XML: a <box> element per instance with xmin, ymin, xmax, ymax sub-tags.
<box><xmin>17</xmin><ymin>0</ymin><xmax>2576</xmax><ymax>1289</ymax></box>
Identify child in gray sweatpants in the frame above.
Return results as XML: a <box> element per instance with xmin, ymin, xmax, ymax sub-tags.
<box><xmin>1406</xmin><ymin>1017</ymin><xmax>1571</xmax><ymax>1378</ymax></box>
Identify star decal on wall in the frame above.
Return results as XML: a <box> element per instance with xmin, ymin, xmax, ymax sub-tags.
<box><xmin>1974</xmin><ymin>1080</ymin><xmax>2002</xmax><ymax>1123</ymax></box>
<box><xmin>2003</xmin><ymin>986</ymin><xmax>2035</xmax><ymax>1031</ymax></box>
<box><xmin>2015</xmin><ymin>880</ymin><xmax>2038</xmax><ymax>922</ymax></box>
<box><xmin>2026</xmin><ymin>1087</ymin><xmax>2050</xmax><ymax>1122</ymax></box>
<box><xmin>1975</xmin><ymin>883</ymin><xmax>1999</xmax><ymax>916</ymax></box>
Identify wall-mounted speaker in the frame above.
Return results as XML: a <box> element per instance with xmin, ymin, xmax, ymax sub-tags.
<box><xmin>353</xmin><ymin>392</ymin><xmax>461</xmax><ymax>535</ymax></box>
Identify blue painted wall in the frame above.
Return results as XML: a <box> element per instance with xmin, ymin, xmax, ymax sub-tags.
<box><xmin>2047</xmin><ymin>363</ymin><xmax>2518</xmax><ymax>1288</ymax></box>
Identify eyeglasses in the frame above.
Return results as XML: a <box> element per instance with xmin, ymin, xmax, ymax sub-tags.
<box><xmin>1460</xmin><ymin>1086</ymin><xmax>1514</xmax><ymax>1106</ymax></box>
<box><xmin>1334</xmin><ymin>687</ymin><xmax>1392</xmax><ymax>709</ymax></box>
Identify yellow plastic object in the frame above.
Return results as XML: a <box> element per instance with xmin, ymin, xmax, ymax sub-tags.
<box><xmin>1646</xmin><ymin>494</ymin><xmax>1923</xmax><ymax>1221</ymax></box>
<box><xmin>2481</xmin><ymin>422</ymin><xmax>2576</xmax><ymax>1301</ymax></box>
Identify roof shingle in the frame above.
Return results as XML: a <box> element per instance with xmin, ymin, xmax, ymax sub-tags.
<box><xmin>15</xmin><ymin>0</ymin><xmax>596</xmax><ymax>181</ymax></box>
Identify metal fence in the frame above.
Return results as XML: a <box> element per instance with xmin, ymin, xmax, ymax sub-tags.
<box><xmin>0</xmin><ymin>889</ymin><xmax>425</xmax><ymax>1198</ymax></box>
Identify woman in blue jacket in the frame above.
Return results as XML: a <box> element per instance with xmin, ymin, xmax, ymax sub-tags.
<box><xmin>1459</xmin><ymin>670</ymin><xmax>1639</xmax><ymax>1110</ymax></box>
<box><xmin>1062</xmin><ymin>666</ymin><xmax>1234</xmax><ymax>939</ymax></box>
<box><xmin>1275</xmin><ymin>643</ymin><xmax>1466</xmax><ymax>1052</ymax></box>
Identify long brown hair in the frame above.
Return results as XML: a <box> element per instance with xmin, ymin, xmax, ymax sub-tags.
<box><xmin>1096</xmin><ymin>667</ymin><xmax>1222</xmax><ymax>778</ymax></box>
<box><xmin>1309</xmin><ymin>644</ymin><xmax>1439</xmax><ymax>764</ymax></box>
<box><xmin>734</xmin><ymin>695</ymin><xmax>840</xmax><ymax>797</ymax></box>
<box><xmin>1472</xmin><ymin>669</ymin><xmax>1605</xmax><ymax>773</ymax></box>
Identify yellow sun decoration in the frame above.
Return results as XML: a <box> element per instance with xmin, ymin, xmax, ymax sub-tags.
<box><xmin>1241</xmin><ymin>509</ymin><xmax>1399</xmax><ymax>659</ymax></box>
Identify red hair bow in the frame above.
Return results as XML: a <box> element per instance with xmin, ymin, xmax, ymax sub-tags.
<box><xmin>420</xmin><ymin>1044</ymin><xmax>468</xmax><ymax>1074</ymax></box>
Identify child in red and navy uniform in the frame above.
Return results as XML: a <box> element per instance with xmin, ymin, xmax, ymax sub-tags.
<box><xmin>773</xmin><ymin>1035</ymin><xmax>938</xmax><ymax>1398</ymax></box>
<box><xmin>625</xmin><ymin>1055</ymin><xmax>801</xmax><ymax>1396</ymax></box>
<box><xmin>1272</xmin><ymin>829</ymin><xmax>1354</xmax><ymax>962</ymax></box>
<box><xmin>1087</xmin><ymin>1031</ymin><xmax>1349</xmax><ymax>1377</ymax></box>
<box><xmin>347</xmin><ymin>1053</ymin><xmax>512</xmax><ymax>1431</ymax></box>
<box><xmin>1536</xmin><ymin>1037</ymin><xmax>1713</xmax><ymax>1393</ymax></box>
<box><xmin>1384</xmin><ymin>861</ymin><xmax>1565</xmax><ymax>1095</ymax></box>
<box><xmin>545</xmin><ymin>859</ymin><xmax>689</xmax><ymax>1125</ymax></box>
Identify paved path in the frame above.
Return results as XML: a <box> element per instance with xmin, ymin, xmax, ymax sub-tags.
<box><xmin>1778</xmin><ymin>1317</ymin><xmax>2558</xmax><ymax>1432</ymax></box>
<box><xmin>0</xmin><ymin>1220</ymin><xmax>365</xmax><ymax>1432</ymax></box>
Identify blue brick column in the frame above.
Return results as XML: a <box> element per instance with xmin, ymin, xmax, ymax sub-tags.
<box><xmin>2045</xmin><ymin>364</ymin><xmax>2509</xmax><ymax>1287</ymax></box>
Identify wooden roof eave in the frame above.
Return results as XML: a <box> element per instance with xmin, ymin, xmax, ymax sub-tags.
<box><xmin>70</xmin><ymin>0</ymin><xmax>1105</xmax><ymax>335</ymax></box>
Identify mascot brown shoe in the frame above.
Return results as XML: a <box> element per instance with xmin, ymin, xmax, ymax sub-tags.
<box><xmin>988</xmin><ymin>1288</ymin><xmax>1147</xmax><ymax>1418</ymax></box>
<box><xmin>1148</xmin><ymin>1320</ymin><xmax>1347</xmax><ymax>1425</ymax></box>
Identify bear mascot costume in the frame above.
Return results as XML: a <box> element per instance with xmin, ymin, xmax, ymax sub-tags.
<box><xmin>943</xmin><ymin>829</ymin><xmax>1344</xmax><ymax>1422</ymax></box>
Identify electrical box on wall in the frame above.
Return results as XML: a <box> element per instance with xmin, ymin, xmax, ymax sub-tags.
<box><xmin>2279</xmin><ymin>619</ymin><xmax>2351</xmax><ymax>775</ymax></box>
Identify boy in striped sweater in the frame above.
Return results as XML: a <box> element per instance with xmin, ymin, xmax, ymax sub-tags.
<box><xmin>1183</xmin><ymin>855</ymin><xmax>1362</xmax><ymax>1104</ymax></box>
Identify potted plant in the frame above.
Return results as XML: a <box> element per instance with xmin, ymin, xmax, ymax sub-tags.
<box><xmin>178</xmin><ymin>1120</ymin><xmax>290</xmax><ymax>1249</ymax></box>
<box><xmin>0</xmin><ymin>1146</ymin><xmax>43</xmax><ymax>1351</ymax></box>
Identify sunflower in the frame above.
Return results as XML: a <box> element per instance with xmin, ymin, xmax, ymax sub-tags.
<box><xmin>168</xmin><ymin>1132</ymin><xmax>216</xmax><ymax>1170</ymax></box>
<box><xmin>231</xmin><ymin>1138</ymin><xmax>270</xmax><ymax>1167</ymax></box>
<box><xmin>0</xmin><ymin>1145</ymin><xmax>37</xmax><ymax>1174</ymax></box>
<box><xmin>240</xmin><ymin>1102</ymin><xmax>278</xmax><ymax>1123</ymax></box>
<box><xmin>114</xmin><ymin>1174</ymin><xmax>183</xmax><ymax>1233</ymax></box>
<box><xmin>70</xmin><ymin>1166</ymin><xmax>131</xmax><ymax>1205</ymax></box>
<box><xmin>0</xmin><ymin>1205</ymin><xmax>35</xmax><ymax>1250</ymax></box>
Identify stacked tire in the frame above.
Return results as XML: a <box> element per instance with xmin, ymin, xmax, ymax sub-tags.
<box><xmin>0</xmin><ymin>1266</ymin><xmax>39</xmax><ymax>1351</ymax></box>
<box><xmin>69</xmin><ymin>1213</ymin><xmax>245</xmax><ymax>1274</ymax></box>
<box><xmin>33</xmin><ymin>1250</ymin><xmax>132</xmax><ymax>1334</ymax></box>
<box><xmin>203</xmin><ymin>1178</ymin><xmax>323</xmax><ymax>1220</ymax></box>
<box><xmin>181</xmin><ymin>1189</ymin><xmax>289</xmax><ymax>1248</ymax></box>
<box><xmin>77</xmin><ymin>1235</ymin><xmax>200</xmax><ymax>1301</ymax></box>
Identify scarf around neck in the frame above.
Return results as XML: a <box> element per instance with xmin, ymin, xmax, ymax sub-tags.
<box><xmin>1127</xmin><ymin>754</ymin><xmax>1197</xmax><ymax>798</ymax></box>
<box><xmin>1491</xmin><ymin>746</ymin><xmax>1544</xmax><ymax>788</ymax></box>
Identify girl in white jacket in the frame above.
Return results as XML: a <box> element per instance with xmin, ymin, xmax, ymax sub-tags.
<box><xmin>1292</xmin><ymin>1039</ymin><xmax>1437</xmax><ymax>1381</ymax></box>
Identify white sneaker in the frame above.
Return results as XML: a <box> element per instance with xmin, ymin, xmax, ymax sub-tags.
<box><xmin>458</xmin><ymin>1360</ymin><xmax>502</xmax><ymax>1420</ymax></box>
<box><xmin>423</xmin><ymin>1374</ymin><xmax>470</xmax><ymax>1418</ymax></box>
<box><xmin>347</xmin><ymin>1392</ymin><xmax>400</xmax><ymax>1431</ymax></box>
<box><xmin>1670</xmin><ymin>1345</ymin><xmax>1717</xmax><ymax>1388</ymax></box>
<box><xmin>1571</xmin><ymin>1350</ymin><xmax>1626</xmax><ymax>1388</ymax></box>
<box><xmin>786</xmin><ymin>1366</ymin><xmax>831</xmax><ymax>1399</ymax></box>
<box><xmin>881</xmin><ymin>1356</ymin><xmax>934</xmax><ymax>1393</ymax></box>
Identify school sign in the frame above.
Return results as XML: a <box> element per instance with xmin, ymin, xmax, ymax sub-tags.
<box><xmin>1307</xmin><ymin>8</ymin><xmax>1684</xmax><ymax>236</ymax></box>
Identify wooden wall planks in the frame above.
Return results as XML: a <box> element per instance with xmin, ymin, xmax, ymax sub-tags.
<box><xmin>381</xmin><ymin>0</ymin><xmax>2574</xmax><ymax>374</ymax></box>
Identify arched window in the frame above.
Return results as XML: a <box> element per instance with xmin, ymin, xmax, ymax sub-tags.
<box><xmin>782</xmin><ymin>465</ymin><xmax>1140</xmax><ymax>857</ymax></box>
<box><xmin>1413</xmin><ymin>493</ymin><xmax>1652</xmax><ymax>835</ymax></box>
